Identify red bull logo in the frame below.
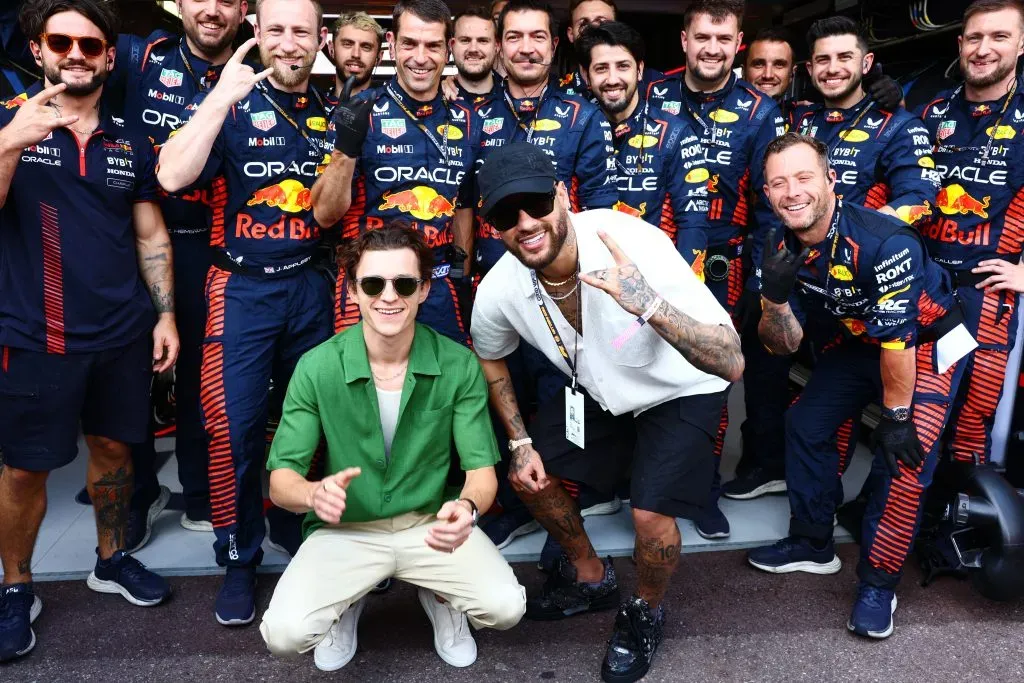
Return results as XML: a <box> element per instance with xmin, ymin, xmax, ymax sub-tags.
<box><xmin>706</xmin><ymin>174</ymin><xmax>720</xmax><ymax>193</ymax></box>
<box><xmin>559</xmin><ymin>73</ymin><xmax>574</xmax><ymax>87</ymax></box>
<box><xmin>690</xmin><ymin>248</ymin><xmax>707</xmax><ymax>283</ymax></box>
<box><xmin>972</xmin><ymin>104</ymin><xmax>993</xmax><ymax>117</ymax></box>
<box><xmin>895</xmin><ymin>202</ymin><xmax>932</xmax><ymax>225</ymax></box>
<box><xmin>379</xmin><ymin>187</ymin><xmax>456</xmax><ymax>220</ymax></box>
<box><xmin>520</xmin><ymin>99</ymin><xmax>536</xmax><ymax>113</ymax></box>
<box><xmin>612</xmin><ymin>200</ymin><xmax>647</xmax><ymax>218</ymax></box>
<box><xmin>934</xmin><ymin>184</ymin><xmax>990</xmax><ymax>219</ymax></box>
<box><xmin>4</xmin><ymin>93</ymin><xmax>28</xmax><ymax>109</ymax></box>
<box><xmin>415</xmin><ymin>104</ymin><xmax>433</xmax><ymax>118</ymax></box>
<box><xmin>841</xmin><ymin>318</ymin><xmax>867</xmax><ymax>336</ymax></box>
<box><xmin>246</xmin><ymin>179</ymin><xmax>313</xmax><ymax>213</ymax></box>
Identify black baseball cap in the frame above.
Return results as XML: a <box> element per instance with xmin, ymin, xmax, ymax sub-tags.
<box><xmin>477</xmin><ymin>142</ymin><xmax>558</xmax><ymax>218</ymax></box>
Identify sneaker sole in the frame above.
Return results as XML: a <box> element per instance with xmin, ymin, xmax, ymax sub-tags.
<box><xmin>2</xmin><ymin>596</ymin><xmax>44</xmax><ymax>662</ymax></box>
<box><xmin>526</xmin><ymin>587</ymin><xmax>622</xmax><ymax>621</ymax></box>
<box><xmin>695</xmin><ymin>528</ymin><xmax>731</xmax><ymax>540</ymax></box>
<box><xmin>748</xmin><ymin>556</ymin><xmax>842</xmax><ymax>575</ymax></box>
<box><xmin>848</xmin><ymin>595</ymin><xmax>897</xmax><ymax>639</ymax></box>
<box><xmin>493</xmin><ymin>520</ymin><xmax>541</xmax><ymax>550</ymax></box>
<box><xmin>180</xmin><ymin>514</ymin><xmax>214</xmax><ymax>532</ymax></box>
<box><xmin>602</xmin><ymin>652</ymin><xmax>656</xmax><ymax>683</ymax></box>
<box><xmin>417</xmin><ymin>590</ymin><xmax>477</xmax><ymax>668</ymax></box>
<box><xmin>314</xmin><ymin>598</ymin><xmax>366</xmax><ymax>671</ymax></box>
<box><xmin>581</xmin><ymin>498</ymin><xmax>623</xmax><ymax>518</ymax></box>
<box><xmin>86</xmin><ymin>572</ymin><xmax>167</xmax><ymax>607</ymax></box>
<box><xmin>722</xmin><ymin>480</ymin><xmax>787</xmax><ymax>500</ymax></box>
<box><xmin>128</xmin><ymin>486</ymin><xmax>172</xmax><ymax>554</ymax></box>
<box><xmin>216</xmin><ymin>608</ymin><xmax>256</xmax><ymax>627</ymax></box>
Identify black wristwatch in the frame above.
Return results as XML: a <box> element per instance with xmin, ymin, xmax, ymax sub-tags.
<box><xmin>458</xmin><ymin>498</ymin><xmax>479</xmax><ymax>527</ymax></box>
<box><xmin>881</xmin><ymin>405</ymin><xmax>911</xmax><ymax>422</ymax></box>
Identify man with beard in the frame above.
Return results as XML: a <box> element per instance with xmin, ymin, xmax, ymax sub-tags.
<box><xmin>472</xmin><ymin>142</ymin><xmax>740</xmax><ymax>683</ymax></box>
<box><xmin>158</xmin><ymin>0</ymin><xmax>334</xmax><ymax>626</ymax></box>
<box><xmin>919</xmin><ymin>0</ymin><xmax>1024</xmax><ymax>468</ymax></box>
<box><xmin>451</xmin><ymin>6</ymin><xmax>501</xmax><ymax>103</ymax></box>
<box><xmin>746</xmin><ymin>133</ymin><xmax>973</xmax><ymax>639</ymax></box>
<box><xmin>312</xmin><ymin>0</ymin><xmax>477</xmax><ymax>349</ymax></box>
<box><xmin>727</xmin><ymin>18</ymin><xmax>940</xmax><ymax>503</ymax></box>
<box><xmin>645</xmin><ymin>0</ymin><xmax>786</xmax><ymax>539</ymax></box>
<box><xmin>558</xmin><ymin>0</ymin><xmax>663</xmax><ymax>103</ymax></box>
<box><xmin>578</xmin><ymin>22</ymin><xmax>708</xmax><ymax>247</ymax></box>
<box><xmin>0</xmin><ymin>0</ymin><xmax>178</xmax><ymax>661</ymax></box>
<box><xmin>112</xmin><ymin>0</ymin><xmax>250</xmax><ymax>552</ymax></box>
<box><xmin>327</xmin><ymin>12</ymin><xmax>382</xmax><ymax>102</ymax></box>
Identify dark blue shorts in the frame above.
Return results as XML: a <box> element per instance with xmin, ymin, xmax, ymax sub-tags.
<box><xmin>0</xmin><ymin>335</ymin><xmax>153</xmax><ymax>471</ymax></box>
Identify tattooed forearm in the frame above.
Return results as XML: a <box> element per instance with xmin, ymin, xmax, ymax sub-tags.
<box><xmin>634</xmin><ymin>531</ymin><xmax>681</xmax><ymax>607</ymax></box>
<box><xmin>648</xmin><ymin>301</ymin><xmax>745</xmax><ymax>382</ymax></box>
<box><xmin>137</xmin><ymin>239</ymin><xmax>175</xmax><ymax>313</ymax></box>
<box><xmin>519</xmin><ymin>483</ymin><xmax>596</xmax><ymax>562</ymax></box>
<box><xmin>89</xmin><ymin>466</ymin><xmax>132</xmax><ymax>552</ymax></box>
<box><xmin>485</xmin><ymin>374</ymin><xmax>530</xmax><ymax>440</ymax></box>
<box><xmin>758</xmin><ymin>301</ymin><xmax>803</xmax><ymax>356</ymax></box>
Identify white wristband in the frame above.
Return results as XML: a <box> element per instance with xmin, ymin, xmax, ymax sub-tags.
<box><xmin>641</xmin><ymin>296</ymin><xmax>664</xmax><ymax>322</ymax></box>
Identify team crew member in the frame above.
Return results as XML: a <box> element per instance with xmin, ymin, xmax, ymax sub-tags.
<box><xmin>744</xmin><ymin>28</ymin><xmax>795</xmax><ymax>103</ymax></box>
<box><xmin>260</xmin><ymin>225</ymin><xmax>525</xmax><ymax>671</ymax></box>
<box><xmin>450</xmin><ymin>6</ymin><xmax>502</xmax><ymax>103</ymax></box>
<box><xmin>472</xmin><ymin>143</ymin><xmax>741</xmax><ymax>683</ymax></box>
<box><xmin>645</xmin><ymin>0</ymin><xmax>786</xmax><ymax>538</ymax></box>
<box><xmin>474</xmin><ymin>0</ymin><xmax>617</xmax><ymax>276</ymax></box>
<box><xmin>313</xmin><ymin>0</ymin><xmax>477</xmax><ymax>347</ymax></box>
<box><xmin>557</xmin><ymin>0</ymin><xmax>663</xmax><ymax>102</ymax></box>
<box><xmin>113</xmin><ymin>0</ymin><xmax>250</xmax><ymax>546</ymax></box>
<box><xmin>0</xmin><ymin>0</ymin><xmax>177</xmax><ymax>662</ymax></box>
<box><xmin>746</xmin><ymin>134</ymin><xmax>972</xmax><ymax>640</ymax></box>
<box><xmin>578</xmin><ymin>22</ymin><xmax>708</xmax><ymax>250</ymax></box>
<box><xmin>919</xmin><ymin>0</ymin><xmax>1024</xmax><ymax>465</ymax></box>
<box><xmin>158</xmin><ymin>0</ymin><xmax>334</xmax><ymax>627</ymax></box>
<box><xmin>327</xmin><ymin>11</ymin><xmax>382</xmax><ymax>103</ymax></box>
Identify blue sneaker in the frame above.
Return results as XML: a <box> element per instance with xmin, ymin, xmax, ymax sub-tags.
<box><xmin>481</xmin><ymin>508</ymin><xmax>540</xmax><ymax>550</ymax></box>
<box><xmin>695</xmin><ymin>503</ymin><xmax>730</xmax><ymax>540</ymax></box>
<box><xmin>87</xmin><ymin>549</ymin><xmax>171</xmax><ymax>606</ymax></box>
<box><xmin>0</xmin><ymin>584</ymin><xmax>42</xmax><ymax>662</ymax></box>
<box><xmin>747</xmin><ymin>536</ymin><xmax>842</xmax><ymax>574</ymax></box>
<box><xmin>848</xmin><ymin>584</ymin><xmax>897</xmax><ymax>639</ymax></box>
<box><xmin>216</xmin><ymin>567</ymin><xmax>256</xmax><ymax>626</ymax></box>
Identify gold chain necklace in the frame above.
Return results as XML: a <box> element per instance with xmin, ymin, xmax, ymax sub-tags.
<box><xmin>539</xmin><ymin>272</ymin><xmax>576</xmax><ymax>287</ymax></box>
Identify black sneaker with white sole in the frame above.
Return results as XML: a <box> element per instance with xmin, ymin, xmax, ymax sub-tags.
<box><xmin>0</xmin><ymin>583</ymin><xmax>42</xmax><ymax>662</ymax></box>
<box><xmin>87</xmin><ymin>549</ymin><xmax>171</xmax><ymax>606</ymax></box>
<box><xmin>722</xmin><ymin>467</ymin><xmax>787</xmax><ymax>500</ymax></box>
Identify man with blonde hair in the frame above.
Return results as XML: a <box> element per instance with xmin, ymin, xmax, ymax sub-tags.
<box><xmin>329</xmin><ymin>11</ymin><xmax>383</xmax><ymax>99</ymax></box>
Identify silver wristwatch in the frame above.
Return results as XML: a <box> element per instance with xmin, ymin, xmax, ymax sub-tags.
<box><xmin>882</xmin><ymin>405</ymin><xmax>911</xmax><ymax>422</ymax></box>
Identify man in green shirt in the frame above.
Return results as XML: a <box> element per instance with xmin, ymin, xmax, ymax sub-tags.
<box><xmin>259</xmin><ymin>223</ymin><xmax>525</xmax><ymax>672</ymax></box>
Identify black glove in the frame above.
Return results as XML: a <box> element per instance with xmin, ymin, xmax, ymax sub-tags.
<box><xmin>733</xmin><ymin>287</ymin><xmax>762</xmax><ymax>332</ymax></box>
<box><xmin>872</xmin><ymin>412</ymin><xmax>925</xmax><ymax>478</ymax></box>
<box><xmin>331</xmin><ymin>75</ymin><xmax>372</xmax><ymax>158</ymax></box>
<box><xmin>863</xmin><ymin>64</ymin><xmax>903</xmax><ymax>111</ymax></box>
<box><xmin>760</xmin><ymin>228</ymin><xmax>809</xmax><ymax>305</ymax></box>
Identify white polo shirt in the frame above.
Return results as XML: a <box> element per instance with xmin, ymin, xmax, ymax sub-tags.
<box><xmin>472</xmin><ymin>209</ymin><xmax>732</xmax><ymax>416</ymax></box>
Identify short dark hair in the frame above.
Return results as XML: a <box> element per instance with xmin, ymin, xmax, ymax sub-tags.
<box><xmin>498</xmin><ymin>0</ymin><xmax>558</xmax><ymax>40</ymax></box>
<box><xmin>576</xmin><ymin>21</ymin><xmax>644</xmax><ymax>70</ymax></box>
<box><xmin>454</xmin><ymin>5</ymin><xmax>494</xmax><ymax>27</ymax></box>
<box><xmin>569</xmin><ymin>0</ymin><xmax>617</xmax><ymax>16</ymax></box>
<box><xmin>393</xmin><ymin>0</ymin><xmax>455</xmax><ymax>43</ymax></box>
<box><xmin>806</xmin><ymin>16</ymin><xmax>868</xmax><ymax>56</ymax></box>
<box><xmin>341</xmin><ymin>223</ymin><xmax>435</xmax><ymax>283</ymax></box>
<box><xmin>762</xmin><ymin>132</ymin><xmax>830</xmax><ymax>178</ymax></box>
<box><xmin>682</xmin><ymin>0</ymin><xmax>745</xmax><ymax>32</ymax></box>
<box><xmin>19</xmin><ymin>0</ymin><xmax>118</xmax><ymax>45</ymax></box>
<box><xmin>963</xmin><ymin>0</ymin><xmax>1024</xmax><ymax>31</ymax></box>
<box><xmin>750</xmin><ymin>27</ymin><xmax>792</xmax><ymax>48</ymax></box>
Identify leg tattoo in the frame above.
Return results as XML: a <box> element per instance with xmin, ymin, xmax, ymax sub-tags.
<box><xmin>90</xmin><ymin>466</ymin><xmax>132</xmax><ymax>553</ymax></box>
<box><xmin>520</xmin><ymin>483</ymin><xmax>597</xmax><ymax>563</ymax></box>
<box><xmin>634</xmin><ymin>530</ymin><xmax>681</xmax><ymax>608</ymax></box>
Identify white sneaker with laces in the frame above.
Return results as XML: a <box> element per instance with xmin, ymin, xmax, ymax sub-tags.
<box><xmin>417</xmin><ymin>588</ymin><xmax>477</xmax><ymax>667</ymax></box>
<box><xmin>314</xmin><ymin>597</ymin><xmax>366</xmax><ymax>672</ymax></box>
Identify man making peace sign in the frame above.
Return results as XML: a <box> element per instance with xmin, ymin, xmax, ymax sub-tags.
<box><xmin>158</xmin><ymin>0</ymin><xmax>335</xmax><ymax>628</ymax></box>
<box><xmin>470</xmin><ymin>142</ymin><xmax>743</xmax><ymax>683</ymax></box>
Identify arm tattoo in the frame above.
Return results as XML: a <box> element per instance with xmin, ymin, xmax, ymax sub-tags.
<box><xmin>617</xmin><ymin>265</ymin><xmax>659</xmax><ymax>314</ymax></box>
<box><xmin>634</xmin><ymin>532</ymin><xmax>681</xmax><ymax>606</ymax></box>
<box><xmin>137</xmin><ymin>240</ymin><xmax>174</xmax><ymax>313</ymax></box>
<box><xmin>758</xmin><ymin>303</ymin><xmax>803</xmax><ymax>356</ymax></box>
<box><xmin>89</xmin><ymin>465</ymin><xmax>132</xmax><ymax>551</ymax></box>
<box><xmin>648</xmin><ymin>300</ymin><xmax>744</xmax><ymax>382</ymax></box>
<box><xmin>488</xmin><ymin>376</ymin><xmax>529</xmax><ymax>441</ymax></box>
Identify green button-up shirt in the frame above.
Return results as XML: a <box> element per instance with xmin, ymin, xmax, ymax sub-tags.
<box><xmin>266</xmin><ymin>323</ymin><xmax>500</xmax><ymax>538</ymax></box>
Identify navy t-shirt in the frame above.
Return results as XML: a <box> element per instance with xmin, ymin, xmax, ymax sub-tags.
<box><xmin>0</xmin><ymin>88</ymin><xmax>157</xmax><ymax>353</ymax></box>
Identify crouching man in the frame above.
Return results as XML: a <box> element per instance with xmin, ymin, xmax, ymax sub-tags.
<box><xmin>259</xmin><ymin>224</ymin><xmax>526</xmax><ymax>671</ymax></box>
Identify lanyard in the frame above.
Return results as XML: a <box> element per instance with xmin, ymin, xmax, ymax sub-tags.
<box><xmin>504</xmin><ymin>85</ymin><xmax>550</xmax><ymax>144</ymax></box>
<box><xmin>530</xmin><ymin>267</ymin><xmax>580</xmax><ymax>389</ymax></box>
<box><xmin>806</xmin><ymin>97</ymin><xmax>874</xmax><ymax>160</ymax></box>
<box><xmin>385</xmin><ymin>82</ymin><xmax>451</xmax><ymax>166</ymax></box>
<box><xmin>177</xmin><ymin>39</ymin><xmax>217</xmax><ymax>91</ymax></box>
<box><xmin>931</xmin><ymin>79</ymin><xmax>1018</xmax><ymax>163</ymax></box>
<box><xmin>613</xmin><ymin>100</ymin><xmax>650</xmax><ymax>177</ymax></box>
<box><xmin>681</xmin><ymin>87</ymin><xmax>723</xmax><ymax>147</ymax></box>
<box><xmin>254</xmin><ymin>82</ymin><xmax>328</xmax><ymax>159</ymax></box>
<box><xmin>820</xmin><ymin>200</ymin><xmax>844</xmax><ymax>296</ymax></box>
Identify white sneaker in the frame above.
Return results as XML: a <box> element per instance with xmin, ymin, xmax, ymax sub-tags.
<box><xmin>417</xmin><ymin>588</ymin><xmax>477</xmax><ymax>667</ymax></box>
<box><xmin>314</xmin><ymin>597</ymin><xmax>366</xmax><ymax>672</ymax></box>
<box><xmin>180</xmin><ymin>513</ymin><xmax>213</xmax><ymax>532</ymax></box>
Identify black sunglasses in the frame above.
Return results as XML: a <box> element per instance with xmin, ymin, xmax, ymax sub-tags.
<box><xmin>487</xmin><ymin>191</ymin><xmax>556</xmax><ymax>232</ymax></box>
<box><xmin>40</xmin><ymin>33</ymin><xmax>107</xmax><ymax>58</ymax></box>
<box><xmin>356</xmin><ymin>276</ymin><xmax>423</xmax><ymax>298</ymax></box>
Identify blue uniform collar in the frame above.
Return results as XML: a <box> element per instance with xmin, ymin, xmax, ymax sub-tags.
<box><xmin>817</xmin><ymin>93</ymin><xmax>872</xmax><ymax>122</ymax></box>
<box><xmin>682</xmin><ymin>72</ymin><xmax>736</xmax><ymax>106</ymax></box>
<box><xmin>258</xmin><ymin>78</ymin><xmax>316</xmax><ymax>113</ymax></box>
<box><xmin>386</xmin><ymin>77</ymin><xmax>444</xmax><ymax>114</ymax></box>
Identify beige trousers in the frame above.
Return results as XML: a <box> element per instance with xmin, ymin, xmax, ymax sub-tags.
<box><xmin>260</xmin><ymin>512</ymin><xmax>527</xmax><ymax>656</ymax></box>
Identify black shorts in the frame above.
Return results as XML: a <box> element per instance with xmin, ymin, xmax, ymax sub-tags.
<box><xmin>529</xmin><ymin>388</ymin><xmax>727</xmax><ymax>519</ymax></box>
<box><xmin>0</xmin><ymin>335</ymin><xmax>153</xmax><ymax>472</ymax></box>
